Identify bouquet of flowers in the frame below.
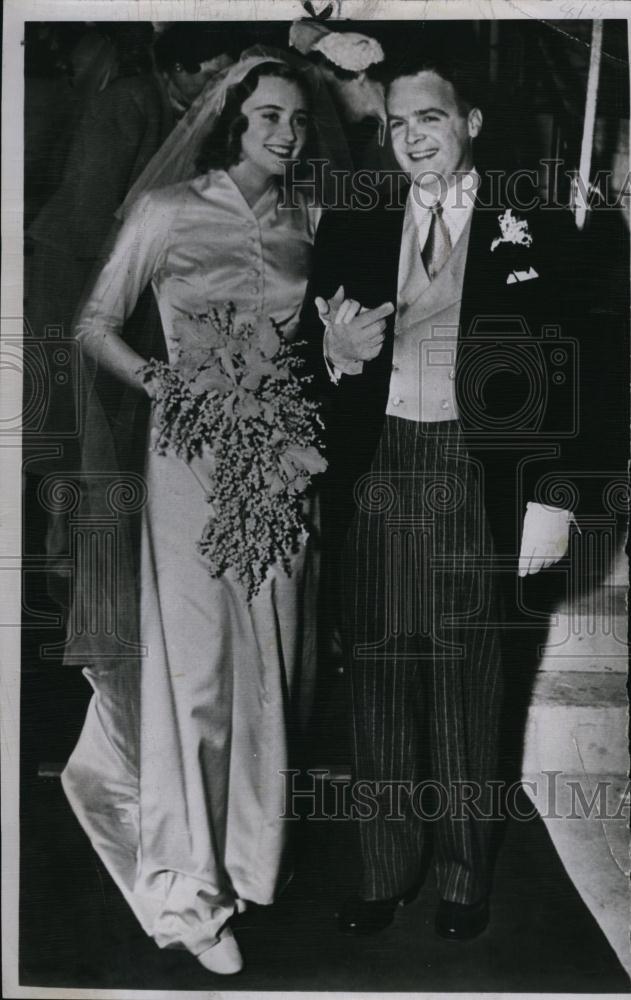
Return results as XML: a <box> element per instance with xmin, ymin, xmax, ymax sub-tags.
<box><xmin>141</xmin><ymin>303</ymin><xmax>327</xmax><ymax>600</ymax></box>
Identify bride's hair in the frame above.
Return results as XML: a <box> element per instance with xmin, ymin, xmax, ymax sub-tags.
<box><xmin>196</xmin><ymin>61</ymin><xmax>314</xmax><ymax>173</ymax></box>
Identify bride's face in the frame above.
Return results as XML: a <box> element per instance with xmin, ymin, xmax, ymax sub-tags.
<box><xmin>238</xmin><ymin>76</ymin><xmax>309</xmax><ymax>179</ymax></box>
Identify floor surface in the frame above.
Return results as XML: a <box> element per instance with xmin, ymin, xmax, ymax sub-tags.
<box><xmin>19</xmin><ymin>770</ymin><xmax>631</xmax><ymax>993</ymax></box>
<box><xmin>17</xmin><ymin>515</ymin><xmax>630</xmax><ymax>993</ymax></box>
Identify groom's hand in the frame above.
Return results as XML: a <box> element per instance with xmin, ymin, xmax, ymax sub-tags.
<box><xmin>315</xmin><ymin>285</ymin><xmax>395</xmax><ymax>369</ymax></box>
<box><xmin>518</xmin><ymin>502</ymin><xmax>572</xmax><ymax>577</ymax></box>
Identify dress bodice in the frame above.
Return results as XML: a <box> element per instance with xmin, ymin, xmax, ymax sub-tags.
<box><xmin>76</xmin><ymin>169</ymin><xmax>322</xmax><ymax>364</ymax></box>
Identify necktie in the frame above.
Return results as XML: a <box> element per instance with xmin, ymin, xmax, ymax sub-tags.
<box><xmin>421</xmin><ymin>203</ymin><xmax>452</xmax><ymax>280</ymax></box>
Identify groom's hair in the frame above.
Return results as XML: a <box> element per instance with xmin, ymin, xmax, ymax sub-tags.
<box><xmin>384</xmin><ymin>43</ymin><xmax>486</xmax><ymax>115</ymax></box>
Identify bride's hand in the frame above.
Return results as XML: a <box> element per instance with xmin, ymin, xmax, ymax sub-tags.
<box><xmin>141</xmin><ymin>371</ymin><xmax>159</xmax><ymax>399</ymax></box>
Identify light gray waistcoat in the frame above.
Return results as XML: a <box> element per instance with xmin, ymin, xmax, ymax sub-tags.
<box><xmin>386</xmin><ymin>199</ymin><xmax>473</xmax><ymax>423</ymax></box>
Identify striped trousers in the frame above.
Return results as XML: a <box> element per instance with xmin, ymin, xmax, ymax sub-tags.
<box><xmin>340</xmin><ymin>416</ymin><xmax>503</xmax><ymax>905</ymax></box>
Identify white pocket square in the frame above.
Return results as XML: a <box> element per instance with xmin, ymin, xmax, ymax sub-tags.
<box><xmin>506</xmin><ymin>267</ymin><xmax>539</xmax><ymax>285</ymax></box>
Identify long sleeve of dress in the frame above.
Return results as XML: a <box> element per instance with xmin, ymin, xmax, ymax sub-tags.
<box><xmin>75</xmin><ymin>190</ymin><xmax>172</xmax><ymax>361</ymax></box>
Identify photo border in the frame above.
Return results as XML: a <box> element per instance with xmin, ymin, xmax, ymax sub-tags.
<box><xmin>3</xmin><ymin>2</ymin><xmax>630</xmax><ymax>998</ymax></box>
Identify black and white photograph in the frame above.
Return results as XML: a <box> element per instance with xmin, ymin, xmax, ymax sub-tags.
<box><xmin>2</xmin><ymin>0</ymin><xmax>630</xmax><ymax>996</ymax></box>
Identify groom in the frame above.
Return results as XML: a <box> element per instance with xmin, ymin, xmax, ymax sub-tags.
<box><xmin>302</xmin><ymin>45</ymin><xmax>583</xmax><ymax>940</ymax></box>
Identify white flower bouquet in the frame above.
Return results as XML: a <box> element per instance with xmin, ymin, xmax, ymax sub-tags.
<box><xmin>141</xmin><ymin>303</ymin><xmax>327</xmax><ymax>600</ymax></box>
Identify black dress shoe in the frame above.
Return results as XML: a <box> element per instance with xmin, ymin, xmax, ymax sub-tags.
<box><xmin>336</xmin><ymin>885</ymin><xmax>418</xmax><ymax>935</ymax></box>
<box><xmin>435</xmin><ymin>897</ymin><xmax>489</xmax><ymax>940</ymax></box>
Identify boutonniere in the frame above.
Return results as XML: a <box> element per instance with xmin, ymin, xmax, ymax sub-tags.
<box><xmin>490</xmin><ymin>209</ymin><xmax>533</xmax><ymax>252</ymax></box>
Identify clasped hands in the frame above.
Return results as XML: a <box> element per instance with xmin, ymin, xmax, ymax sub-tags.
<box><xmin>315</xmin><ymin>285</ymin><xmax>394</xmax><ymax>374</ymax></box>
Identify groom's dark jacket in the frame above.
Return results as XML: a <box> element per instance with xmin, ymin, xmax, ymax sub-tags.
<box><xmin>300</xmin><ymin>174</ymin><xmax>624</xmax><ymax>560</ymax></box>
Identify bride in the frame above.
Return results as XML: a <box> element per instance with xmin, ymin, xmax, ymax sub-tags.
<box><xmin>60</xmin><ymin>53</ymin><xmax>346</xmax><ymax>976</ymax></box>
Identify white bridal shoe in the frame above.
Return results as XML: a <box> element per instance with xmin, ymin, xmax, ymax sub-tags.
<box><xmin>196</xmin><ymin>926</ymin><xmax>244</xmax><ymax>975</ymax></box>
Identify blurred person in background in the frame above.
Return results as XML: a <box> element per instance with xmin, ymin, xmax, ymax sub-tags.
<box><xmin>25</xmin><ymin>23</ymin><xmax>235</xmax><ymax>487</ymax></box>
<box><xmin>290</xmin><ymin>17</ymin><xmax>398</xmax><ymax>172</ymax></box>
<box><xmin>153</xmin><ymin>22</ymin><xmax>234</xmax><ymax>118</ymax></box>
<box><xmin>23</xmin><ymin>23</ymin><xmax>100</xmax><ymax>229</ymax></box>
<box><xmin>25</xmin><ymin>24</ymin><xmax>168</xmax><ymax>489</ymax></box>
<box><xmin>27</xmin><ymin>23</ymin><xmax>167</xmax><ymax>298</ymax></box>
<box><xmin>24</xmin><ymin>23</ymin><xmax>169</xmax><ymax>609</ymax></box>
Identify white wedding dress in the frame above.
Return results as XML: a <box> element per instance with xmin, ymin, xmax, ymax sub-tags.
<box><xmin>62</xmin><ymin>170</ymin><xmax>321</xmax><ymax>956</ymax></box>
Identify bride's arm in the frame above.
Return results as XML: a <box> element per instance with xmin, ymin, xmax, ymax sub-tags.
<box><xmin>75</xmin><ymin>192</ymin><xmax>169</xmax><ymax>395</ymax></box>
<box><xmin>78</xmin><ymin>325</ymin><xmax>155</xmax><ymax>394</ymax></box>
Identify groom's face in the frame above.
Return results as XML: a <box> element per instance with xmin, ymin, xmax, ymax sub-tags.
<box><xmin>387</xmin><ymin>70</ymin><xmax>482</xmax><ymax>193</ymax></box>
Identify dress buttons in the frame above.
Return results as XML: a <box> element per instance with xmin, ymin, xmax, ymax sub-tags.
<box><xmin>248</xmin><ymin>268</ymin><xmax>259</xmax><ymax>277</ymax></box>
<box><xmin>392</xmin><ymin>396</ymin><xmax>402</xmax><ymax>406</ymax></box>
<box><xmin>441</xmin><ymin>399</ymin><xmax>449</xmax><ymax>410</ymax></box>
<box><xmin>250</xmin><ymin>286</ymin><xmax>259</xmax><ymax>295</ymax></box>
